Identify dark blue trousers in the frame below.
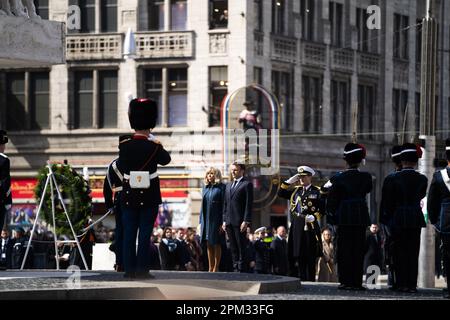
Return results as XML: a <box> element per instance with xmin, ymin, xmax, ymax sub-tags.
<box><xmin>114</xmin><ymin>200</ymin><xmax>123</xmax><ymax>267</ymax></box>
<box><xmin>121</xmin><ymin>204</ymin><xmax>158</xmax><ymax>274</ymax></box>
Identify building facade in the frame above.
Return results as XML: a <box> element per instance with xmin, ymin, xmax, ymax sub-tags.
<box><xmin>1</xmin><ymin>0</ymin><xmax>449</xmax><ymax>229</ymax></box>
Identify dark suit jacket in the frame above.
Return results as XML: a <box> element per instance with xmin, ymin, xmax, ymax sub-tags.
<box><xmin>223</xmin><ymin>178</ymin><xmax>253</xmax><ymax>226</ymax></box>
<box><xmin>271</xmin><ymin>236</ymin><xmax>289</xmax><ymax>276</ymax></box>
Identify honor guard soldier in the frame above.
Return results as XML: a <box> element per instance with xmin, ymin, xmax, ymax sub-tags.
<box><xmin>326</xmin><ymin>143</ymin><xmax>372</xmax><ymax>290</ymax></box>
<box><xmin>118</xmin><ymin>98</ymin><xmax>171</xmax><ymax>279</ymax></box>
<box><xmin>380</xmin><ymin>143</ymin><xmax>427</xmax><ymax>293</ymax></box>
<box><xmin>0</xmin><ymin>130</ymin><xmax>12</xmax><ymax>233</ymax></box>
<box><xmin>278</xmin><ymin>165</ymin><xmax>323</xmax><ymax>281</ymax></box>
<box><xmin>427</xmin><ymin>138</ymin><xmax>450</xmax><ymax>299</ymax></box>
<box><xmin>103</xmin><ymin>134</ymin><xmax>131</xmax><ymax>272</ymax></box>
<box><xmin>379</xmin><ymin>145</ymin><xmax>403</xmax><ymax>290</ymax></box>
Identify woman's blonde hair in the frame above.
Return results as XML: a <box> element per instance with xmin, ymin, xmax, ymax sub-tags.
<box><xmin>204</xmin><ymin>167</ymin><xmax>222</xmax><ymax>185</ymax></box>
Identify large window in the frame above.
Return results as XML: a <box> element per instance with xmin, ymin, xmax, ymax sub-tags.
<box><xmin>144</xmin><ymin>67</ymin><xmax>188</xmax><ymax>127</ymax></box>
<box><xmin>72</xmin><ymin>70</ymin><xmax>118</xmax><ymax>129</ymax></box>
<box><xmin>168</xmin><ymin>68</ymin><xmax>188</xmax><ymax>127</ymax></box>
<box><xmin>356</xmin><ymin>7</ymin><xmax>378</xmax><ymax>53</ymax></box>
<box><xmin>272</xmin><ymin>71</ymin><xmax>292</xmax><ymax>130</ymax></box>
<box><xmin>331</xmin><ymin>79</ymin><xmax>350</xmax><ymax>133</ymax></box>
<box><xmin>300</xmin><ymin>0</ymin><xmax>314</xmax><ymax>41</ymax></box>
<box><xmin>302</xmin><ymin>75</ymin><xmax>322</xmax><ymax>133</ymax></box>
<box><xmin>393</xmin><ymin>89</ymin><xmax>408</xmax><ymax>136</ymax></box>
<box><xmin>147</xmin><ymin>0</ymin><xmax>165</xmax><ymax>31</ymax></box>
<box><xmin>272</xmin><ymin>0</ymin><xmax>286</xmax><ymax>35</ymax></box>
<box><xmin>101</xmin><ymin>0</ymin><xmax>118</xmax><ymax>32</ymax></box>
<box><xmin>394</xmin><ymin>13</ymin><xmax>409</xmax><ymax>59</ymax></box>
<box><xmin>35</xmin><ymin>0</ymin><xmax>49</xmax><ymax>20</ymax></box>
<box><xmin>209</xmin><ymin>66</ymin><xmax>228</xmax><ymax>127</ymax></box>
<box><xmin>329</xmin><ymin>2</ymin><xmax>343</xmax><ymax>47</ymax></box>
<box><xmin>69</xmin><ymin>0</ymin><xmax>117</xmax><ymax>33</ymax></box>
<box><xmin>254</xmin><ymin>0</ymin><xmax>263</xmax><ymax>32</ymax></box>
<box><xmin>4</xmin><ymin>71</ymin><xmax>50</xmax><ymax>131</ymax></box>
<box><xmin>209</xmin><ymin>0</ymin><xmax>228</xmax><ymax>29</ymax></box>
<box><xmin>171</xmin><ymin>0</ymin><xmax>187</xmax><ymax>30</ymax></box>
<box><xmin>144</xmin><ymin>69</ymin><xmax>163</xmax><ymax>126</ymax></box>
<box><xmin>358</xmin><ymin>84</ymin><xmax>377</xmax><ymax>139</ymax></box>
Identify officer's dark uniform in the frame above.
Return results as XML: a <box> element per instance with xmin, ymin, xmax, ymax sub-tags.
<box><xmin>379</xmin><ymin>145</ymin><xmax>403</xmax><ymax>289</ymax></box>
<box><xmin>0</xmin><ymin>130</ymin><xmax>12</xmax><ymax>232</ymax></box>
<box><xmin>0</xmin><ymin>234</ymin><xmax>13</xmax><ymax>270</ymax></box>
<box><xmin>381</xmin><ymin>143</ymin><xmax>427</xmax><ymax>293</ymax></box>
<box><xmin>118</xmin><ymin>98</ymin><xmax>171</xmax><ymax>278</ymax></box>
<box><xmin>326</xmin><ymin>143</ymin><xmax>372</xmax><ymax>290</ymax></box>
<box><xmin>427</xmin><ymin>138</ymin><xmax>450</xmax><ymax>298</ymax></box>
<box><xmin>278</xmin><ymin>166</ymin><xmax>323</xmax><ymax>281</ymax></box>
<box><xmin>103</xmin><ymin>135</ymin><xmax>131</xmax><ymax>271</ymax></box>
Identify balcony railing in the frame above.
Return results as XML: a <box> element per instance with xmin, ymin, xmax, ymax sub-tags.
<box><xmin>66</xmin><ymin>33</ymin><xmax>122</xmax><ymax>60</ymax></box>
<box><xmin>357</xmin><ymin>52</ymin><xmax>380</xmax><ymax>77</ymax></box>
<box><xmin>331</xmin><ymin>48</ymin><xmax>354</xmax><ymax>73</ymax></box>
<box><xmin>136</xmin><ymin>31</ymin><xmax>194</xmax><ymax>59</ymax></box>
<box><xmin>271</xmin><ymin>35</ymin><xmax>297</xmax><ymax>63</ymax></box>
<box><xmin>301</xmin><ymin>41</ymin><xmax>326</xmax><ymax>68</ymax></box>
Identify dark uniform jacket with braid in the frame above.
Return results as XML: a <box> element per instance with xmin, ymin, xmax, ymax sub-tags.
<box><xmin>381</xmin><ymin>169</ymin><xmax>427</xmax><ymax>229</ymax></box>
<box><xmin>326</xmin><ymin>169</ymin><xmax>372</xmax><ymax>226</ymax></box>
<box><xmin>118</xmin><ymin>135</ymin><xmax>171</xmax><ymax>209</ymax></box>
<box><xmin>278</xmin><ymin>183</ymin><xmax>323</xmax><ymax>258</ymax></box>
<box><xmin>428</xmin><ymin>167</ymin><xmax>450</xmax><ymax>233</ymax></box>
<box><xmin>0</xmin><ymin>153</ymin><xmax>12</xmax><ymax>207</ymax></box>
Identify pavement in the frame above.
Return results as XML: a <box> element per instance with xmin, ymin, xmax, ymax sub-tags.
<box><xmin>0</xmin><ymin>270</ymin><xmax>447</xmax><ymax>300</ymax></box>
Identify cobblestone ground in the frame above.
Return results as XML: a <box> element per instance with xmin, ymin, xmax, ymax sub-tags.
<box><xmin>231</xmin><ymin>282</ymin><xmax>448</xmax><ymax>300</ymax></box>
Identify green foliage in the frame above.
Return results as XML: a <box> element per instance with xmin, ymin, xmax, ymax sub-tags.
<box><xmin>34</xmin><ymin>164</ymin><xmax>92</xmax><ymax>236</ymax></box>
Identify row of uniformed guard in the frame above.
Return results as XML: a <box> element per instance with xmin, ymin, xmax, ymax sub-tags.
<box><xmin>279</xmin><ymin>140</ymin><xmax>450</xmax><ymax>296</ymax></box>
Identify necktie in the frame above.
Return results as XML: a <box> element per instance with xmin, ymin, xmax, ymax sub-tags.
<box><xmin>232</xmin><ymin>180</ymin><xmax>237</xmax><ymax>189</ymax></box>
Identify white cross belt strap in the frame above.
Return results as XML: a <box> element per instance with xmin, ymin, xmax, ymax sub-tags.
<box><xmin>440</xmin><ymin>169</ymin><xmax>450</xmax><ymax>193</ymax></box>
<box><xmin>124</xmin><ymin>172</ymin><xmax>158</xmax><ymax>189</ymax></box>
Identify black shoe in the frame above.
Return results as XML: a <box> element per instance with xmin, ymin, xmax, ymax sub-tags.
<box><xmin>136</xmin><ymin>272</ymin><xmax>155</xmax><ymax>280</ymax></box>
<box><xmin>123</xmin><ymin>272</ymin><xmax>136</xmax><ymax>279</ymax></box>
<box><xmin>407</xmin><ymin>288</ymin><xmax>417</xmax><ymax>294</ymax></box>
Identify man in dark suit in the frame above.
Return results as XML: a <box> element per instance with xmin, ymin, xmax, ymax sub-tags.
<box><xmin>222</xmin><ymin>162</ymin><xmax>253</xmax><ymax>272</ymax></box>
<box><xmin>271</xmin><ymin>226</ymin><xmax>289</xmax><ymax>276</ymax></box>
<box><xmin>0</xmin><ymin>130</ymin><xmax>12</xmax><ymax>233</ymax></box>
<box><xmin>381</xmin><ymin>143</ymin><xmax>427</xmax><ymax>293</ymax></box>
<box><xmin>428</xmin><ymin>138</ymin><xmax>450</xmax><ymax>299</ymax></box>
<box><xmin>118</xmin><ymin>98</ymin><xmax>171</xmax><ymax>279</ymax></box>
<box><xmin>0</xmin><ymin>229</ymin><xmax>13</xmax><ymax>270</ymax></box>
<box><xmin>364</xmin><ymin>223</ymin><xmax>383</xmax><ymax>282</ymax></box>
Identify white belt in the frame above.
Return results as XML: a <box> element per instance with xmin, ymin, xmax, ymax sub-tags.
<box><xmin>113</xmin><ymin>186</ymin><xmax>123</xmax><ymax>192</ymax></box>
<box><xmin>123</xmin><ymin>172</ymin><xmax>158</xmax><ymax>180</ymax></box>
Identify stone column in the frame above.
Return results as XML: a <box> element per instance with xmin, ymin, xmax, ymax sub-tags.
<box><xmin>322</xmin><ymin>1</ymin><xmax>332</xmax><ymax>135</ymax></box>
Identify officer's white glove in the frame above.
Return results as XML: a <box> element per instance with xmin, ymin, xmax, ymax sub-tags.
<box><xmin>305</xmin><ymin>214</ymin><xmax>315</xmax><ymax>223</ymax></box>
<box><xmin>148</xmin><ymin>133</ymin><xmax>161</xmax><ymax>145</ymax></box>
<box><xmin>285</xmin><ymin>174</ymin><xmax>300</xmax><ymax>184</ymax></box>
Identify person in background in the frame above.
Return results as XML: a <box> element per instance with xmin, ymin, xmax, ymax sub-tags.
<box><xmin>317</xmin><ymin>227</ymin><xmax>337</xmax><ymax>282</ymax></box>
<box><xmin>253</xmin><ymin>227</ymin><xmax>272</xmax><ymax>274</ymax></box>
<box><xmin>0</xmin><ymin>130</ymin><xmax>12</xmax><ymax>233</ymax></box>
<box><xmin>364</xmin><ymin>224</ymin><xmax>384</xmax><ymax>284</ymax></box>
<box><xmin>271</xmin><ymin>226</ymin><xmax>289</xmax><ymax>276</ymax></box>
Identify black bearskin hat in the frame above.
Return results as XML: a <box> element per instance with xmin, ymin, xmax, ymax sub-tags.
<box><xmin>400</xmin><ymin>143</ymin><xmax>422</xmax><ymax>163</ymax></box>
<box><xmin>343</xmin><ymin>142</ymin><xmax>366</xmax><ymax>164</ymax></box>
<box><xmin>0</xmin><ymin>130</ymin><xmax>8</xmax><ymax>145</ymax></box>
<box><xmin>128</xmin><ymin>98</ymin><xmax>158</xmax><ymax>130</ymax></box>
<box><xmin>391</xmin><ymin>145</ymin><xmax>403</xmax><ymax>165</ymax></box>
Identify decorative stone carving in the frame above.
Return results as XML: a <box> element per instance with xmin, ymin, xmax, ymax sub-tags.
<box><xmin>0</xmin><ymin>0</ymin><xmax>40</xmax><ymax>19</ymax></box>
<box><xmin>209</xmin><ymin>33</ymin><xmax>228</xmax><ymax>55</ymax></box>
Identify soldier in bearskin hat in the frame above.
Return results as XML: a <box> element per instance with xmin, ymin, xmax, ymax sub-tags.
<box><xmin>428</xmin><ymin>138</ymin><xmax>450</xmax><ymax>299</ymax></box>
<box><xmin>326</xmin><ymin>143</ymin><xmax>372</xmax><ymax>290</ymax></box>
<box><xmin>118</xmin><ymin>99</ymin><xmax>171</xmax><ymax>279</ymax></box>
<box><xmin>0</xmin><ymin>130</ymin><xmax>11</xmax><ymax>233</ymax></box>
<box><xmin>379</xmin><ymin>145</ymin><xmax>403</xmax><ymax>290</ymax></box>
<box><xmin>381</xmin><ymin>143</ymin><xmax>427</xmax><ymax>293</ymax></box>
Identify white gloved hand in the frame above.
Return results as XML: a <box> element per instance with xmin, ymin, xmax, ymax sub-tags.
<box><xmin>285</xmin><ymin>174</ymin><xmax>300</xmax><ymax>184</ymax></box>
<box><xmin>305</xmin><ymin>214</ymin><xmax>315</xmax><ymax>223</ymax></box>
